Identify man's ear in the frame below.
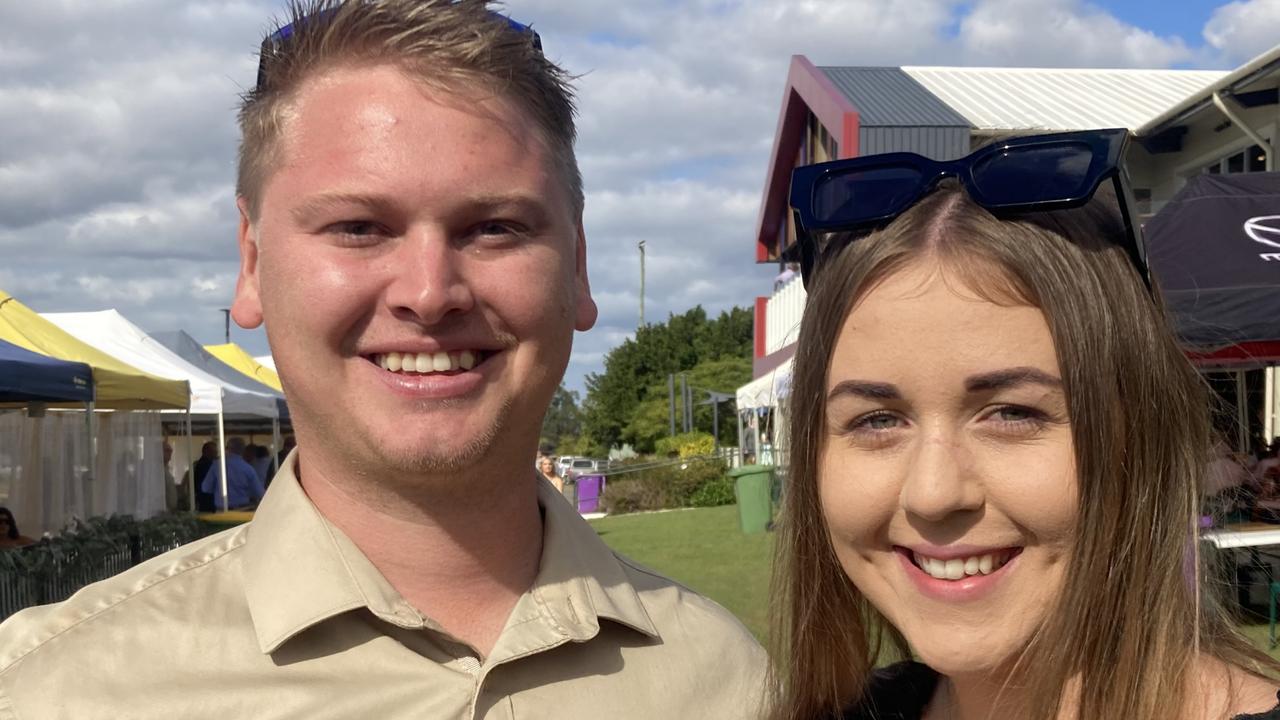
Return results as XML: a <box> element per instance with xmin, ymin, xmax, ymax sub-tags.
<box><xmin>230</xmin><ymin>197</ymin><xmax>264</xmax><ymax>329</ymax></box>
<box><xmin>573</xmin><ymin>220</ymin><xmax>598</xmax><ymax>332</ymax></box>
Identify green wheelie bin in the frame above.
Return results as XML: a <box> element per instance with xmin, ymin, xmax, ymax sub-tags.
<box><xmin>729</xmin><ymin>464</ymin><xmax>775</xmax><ymax>534</ymax></box>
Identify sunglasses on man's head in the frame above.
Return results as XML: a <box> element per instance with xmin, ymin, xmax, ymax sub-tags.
<box><xmin>787</xmin><ymin>128</ymin><xmax>1150</xmax><ymax>291</ymax></box>
<box><xmin>254</xmin><ymin>6</ymin><xmax>543</xmax><ymax>91</ymax></box>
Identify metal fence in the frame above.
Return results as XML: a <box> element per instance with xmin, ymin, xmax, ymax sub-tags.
<box><xmin>0</xmin><ymin>519</ymin><xmax>201</xmax><ymax>622</ymax></box>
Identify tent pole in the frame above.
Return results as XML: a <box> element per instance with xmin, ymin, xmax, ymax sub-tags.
<box><xmin>1237</xmin><ymin>370</ymin><xmax>1249</xmax><ymax>452</ymax></box>
<box><xmin>185</xmin><ymin>411</ymin><xmax>195</xmax><ymax>512</ymax></box>
<box><xmin>736</xmin><ymin>410</ymin><xmax>744</xmax><ymax>468</ymax></box>
<box><xmin>271</xmin><ymin>418</ymin><xmax>281</xmax><ymax>477</ymax></box>
<box><xmin>216</xmin><ymin>411</ymin><xmax>228</xmax><ymax>512</ymax></box>
<box><xmin>1265</xmin><ymin>367</ymin><xmax>1275</xmax><ymax>445</ymax></box>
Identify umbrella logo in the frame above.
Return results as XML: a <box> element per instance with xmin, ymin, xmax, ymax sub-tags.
<box><xmin>1244</xmin><ymin>215</ymin><xmax>1280</xmax><ymax>261</ymax></box>
<box><xmin>1245</xmin><ymin>215</ymin><xmax>1280</xmax><ymax>248</ymax></box>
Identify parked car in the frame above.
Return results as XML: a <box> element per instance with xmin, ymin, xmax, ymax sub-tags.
<box><xmin>557</xmin><ymin>456</ymin><xmax>605</xmax><ymax>481</ymax></box>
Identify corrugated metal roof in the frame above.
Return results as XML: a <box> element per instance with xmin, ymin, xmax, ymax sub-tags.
<box><xmin>819</xmin><ymin>67</ymin><xmax>970</xmax><ymax>127</ymax></box>
<box><xmin>900</xmin><ymin>67</ymin><xmax>1228</xmax><ymax>132</ymax></box>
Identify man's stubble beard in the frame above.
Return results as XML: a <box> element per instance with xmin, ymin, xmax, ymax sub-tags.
<box><xmin>304</xmin><ymin>393</ymin><xmax>518</xmax><ymax>485</ymax></box>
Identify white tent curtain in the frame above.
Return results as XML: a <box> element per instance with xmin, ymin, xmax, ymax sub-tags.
<box><xmin>0</xmin><ymin>410</ymin><xmax>164</xmax><ymax>538</ymax></box>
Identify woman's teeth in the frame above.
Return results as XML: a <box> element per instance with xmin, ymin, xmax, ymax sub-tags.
<box><xmin>912</xmin><ymin>550</ymin><xmax>1014</xmax><ymax>580</ymax></box>
<box><xmin>374</xmin><ymin>351</ymin><xmax>478</xmax><ymax>374</ymax></box>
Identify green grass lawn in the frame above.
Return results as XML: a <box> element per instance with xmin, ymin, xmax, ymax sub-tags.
<box><xmin>590</xmin><ymin>504</ymin><xmax>1280</xmax><ymax>660</ymax></box>
<box><xmin>589</xmin><ymin>504</ymin><xmax>774</xmax><ymax>641</ymax></box>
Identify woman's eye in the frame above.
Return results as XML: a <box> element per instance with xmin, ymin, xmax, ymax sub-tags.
<box><xmin>850</xmin><ymin>412</ymin><xmax>902</xmax><ymax>432</ymax></box>
<box><xmin>986</xmin><ymin>405</ymin><xmax>1048</xmax><ymax>429</ymax></box>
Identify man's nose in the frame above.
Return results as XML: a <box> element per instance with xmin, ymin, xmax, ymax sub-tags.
<box><xmin>899</xmin><ymin>428</ymin><xmax>983</xmax><ymax>523</ymax></box>
<box><xmin>384</xmin><ymin>231</ymin><xmax>476</xmax><ymax>325</ymax></box>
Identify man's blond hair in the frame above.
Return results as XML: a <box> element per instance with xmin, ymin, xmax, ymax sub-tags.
<box><xmin>236</xmin><ymin>0</ymin><xmax>581</xmax><ymax>221</ymax></box>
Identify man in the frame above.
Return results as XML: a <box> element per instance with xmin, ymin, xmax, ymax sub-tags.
<box><xmin>0</xmin><ymin>2</ymin><xmax>766</xmax><ymax>718</ymax></box>
<box><xmin>201</xmin><ymin>437</ymin><xmax>266</xmax><ymax>510</ymax></box>
<box><xmin>190</xmin><ymin>439</ymin><xmax>218</xmax><ymax>512</ymax></box>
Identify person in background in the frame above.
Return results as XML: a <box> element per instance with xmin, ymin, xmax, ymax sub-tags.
<box><xmin>538</xmin><ymin>456</ymin><xmax>564</xmax><ymax>493</ymax></box>
<box><xmin>190</xmin><ymin>440</ymin><xmax>218</xmax><ymax>513</ymax></box>
<box><xmin>201</xmin><ymin>437</ymin><xmax>265</xmax><ymax>511</ymax></box>
<box><xmin>247</xmin><ymin>444</ymin><xmax>274</xmax><ymax>486</ymax></box>
<box><xmin>0</xmin><ymin>508</ymin><xmax>35</xmax><ymax>550</ymax></box>
<box><xmin>773</xmin><ymin>262</ymin><xmax>799</xmax><ymax>291</ymax></box>
<box><xmin>275</xmin><ymin>435</ymin><xmax>296</xmax><ymax>471</ymax></box>
<box><xmin>162</xmin><ymin>440</ymin><xmax>181</xmax><ymax>512</ymax></box>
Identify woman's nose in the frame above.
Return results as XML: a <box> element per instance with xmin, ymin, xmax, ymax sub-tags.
<box><xmin>899</xmin><ymin>431</ymin><xmax>984</xmax><ymax>523</ymax></box>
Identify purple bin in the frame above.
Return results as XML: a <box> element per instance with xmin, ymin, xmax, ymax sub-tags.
<box><xmin>576</xmin><ymin>474</ymin><xmax>605</xmax><ymax>513</ymax></box>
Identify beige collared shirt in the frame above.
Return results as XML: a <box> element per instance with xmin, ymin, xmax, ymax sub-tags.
<box><xmin>0</xmin><ymin>455</ymin><xmax>766</xmax><ymax>719</ymax></box>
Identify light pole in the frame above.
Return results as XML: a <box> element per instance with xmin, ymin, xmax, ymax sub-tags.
<box><xmin>219</xmin><ymin>308</ymin><xmax>231</xmax><ymax>343</ymax></box>
<box><xmin>637</xmin><ymin>240</ymin><xmax>646</xmax><ymax>329</ymax></box>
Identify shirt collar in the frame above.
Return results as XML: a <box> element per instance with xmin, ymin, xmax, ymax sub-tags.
<box><xmin>242</xmin><ymin>453</ymin><xmax>658</xmax><ymax>656</ymax></box>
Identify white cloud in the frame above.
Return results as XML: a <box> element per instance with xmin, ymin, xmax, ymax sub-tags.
<box><xmin>0</xmin><ymin>0</ymin><xmax>1259</xmax><ymax>395</ymax></box>
<box><xmin>957</xmin><ymin>0</ymin><xmax>1192</xmax><ymax>67</ymax></box>
<box><xmin>1204</xmin><ymin>0</ymin><xmax>1280</xmax><ymax>64</ymax></box>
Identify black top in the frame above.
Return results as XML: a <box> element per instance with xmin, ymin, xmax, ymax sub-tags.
<box><xmin>841</xmin><ymin>662</ymin><xmax>1280</xmax><ymax>720</ymax></box>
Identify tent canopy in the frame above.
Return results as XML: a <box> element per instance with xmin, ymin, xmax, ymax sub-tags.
<box><xmin>206</xmin><ymin>343</ymin><xmax>283</xmax><ymax>392</ymax></box>
<box><xmin>0</xmin><ymin>338</ymin><xmax>93</xmax><ymax>403</ymax></box>
<box><xmin>43</xmin><ymin>310</ymin><xmax>279</xmax><ymax>419</ymax></box>
<box><xmin>737</xmin><ymin>358</ymin><xmax>794</xmax><ymax>411</ymax></box>
<box><xmin>151</xmin><ymin>330</ymin><xmax>288</xmax><ymax>421</ymax></box>
<box><xmin>1146</xmin><ymin>172</ymin><xmax>1280</xmax><ymax>354</ymax></box>
<box><xmin>0</xmin><ymin>291</ymin><xmax>188</xmax><ymax>409</ymax></box>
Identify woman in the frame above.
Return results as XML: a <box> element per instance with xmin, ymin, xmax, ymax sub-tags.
<box><xmin>0</xmin><ymin>507</ymin><xmax>36</xmax><ymax>550</ymax></box>
<box><xmin>770</xmin><ymin>130</ymin><xmax>1280</xmax><ymax>720</ymax></box>
<box><xmin>539</xmin><ymin>456</ymin><xmax>564</xmax><ymax>494</ymax></box>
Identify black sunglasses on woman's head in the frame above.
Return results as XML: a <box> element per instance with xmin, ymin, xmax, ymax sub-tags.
<box><xmin>787</xmin><ymin>128</ymin><xmax>1150</xmax><ymax>291</ymax></box>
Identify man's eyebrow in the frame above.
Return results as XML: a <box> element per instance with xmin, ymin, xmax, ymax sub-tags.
<box><xmin>288</xmin><ymin>192</ymin><xmax>553</xmax><ymax>222</ymax></box>
<box><xmin>827</xmin><ymin>380</ymin><xmax>901</xmax><ymax>402</ymax></box>
<box><xmin>289</xmin><ymin>193</ymin><xmax>397</xmax><ymax>223</ymax></box>
<box><xmin>964</xmin><ymin>367</ymin><xmax>1063</xmax><ymax>393</ymax></box>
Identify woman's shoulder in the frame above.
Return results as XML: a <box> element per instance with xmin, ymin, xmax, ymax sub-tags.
<box><xmin>840</xmin><ymin>661</ymin><xmax>939</xmax><ymax>720</ymax></box>
<box><xmin>1233</xmin><ymin>690</ymin><xmax>1280</xmax><ymax>720</ymax></box>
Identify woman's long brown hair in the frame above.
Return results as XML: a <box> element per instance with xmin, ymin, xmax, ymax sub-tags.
<box><xmin>768</xmin><ymin>181</ymin><xmax>1280</xmax><ymax>720</ymax></box>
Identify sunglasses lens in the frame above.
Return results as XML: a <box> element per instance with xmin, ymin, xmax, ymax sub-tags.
<box><xmin>972</xmin><ymin>142</ymin><xmax>1095</xmax><ymax>205</ymax></box>
<box><xmin>811</xmin><ymin>166</ymin><xmax>923</xmax><ymax>227</ymax></box>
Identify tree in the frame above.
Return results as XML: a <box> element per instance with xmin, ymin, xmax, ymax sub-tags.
<box><xmin>581</xmin><ymin>305</ymin><xmax>754</xmax><ymax>452</ymax></box>
<box><xmin>539</xmin><ymin>385</ymin><xmax>582</xmax><ymax>452</ymax></box>
<box><xmin>622</xmin><ymin>357</ymin><xmax>750</xmax><ymax>452</ymax></box>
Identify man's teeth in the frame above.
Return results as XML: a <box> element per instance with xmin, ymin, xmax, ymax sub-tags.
<box><xmin>912</xmin><ymin>551</ymin><xmax>1013</xmax><ymax>580</ymax></box>
<box><xmin>375</xmin><ymin>351</ymin><xmax>479</xmax><ymax>373</ymax></box>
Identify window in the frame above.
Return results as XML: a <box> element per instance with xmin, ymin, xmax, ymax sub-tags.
<box><xmin>1202</xmin><ymin>143</ymin><xmax>1269</xmax><ymax>175</ymax></box>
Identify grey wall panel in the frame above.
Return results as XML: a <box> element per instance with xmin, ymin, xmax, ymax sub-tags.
<box><xmin>859</xmin><ymin>127</ymin><xmax>970</xmax><ymax>160</ymax></box>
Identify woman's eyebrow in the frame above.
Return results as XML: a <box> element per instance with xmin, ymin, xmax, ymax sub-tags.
<box><xmin>964</xmin><ymin>367</ymin><xmax>1062</xmax><ymax>393</ymax></box>
<box><xmin>827</xmin><ymin>380</ymin><xmax>901</xmax><ymax>402</ymax></box>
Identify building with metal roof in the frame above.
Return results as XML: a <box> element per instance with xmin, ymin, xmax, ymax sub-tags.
<box><xmin>742</xmin><ymin>46</ymin><xmax>1280</xmax><ymax>445</ymax></box>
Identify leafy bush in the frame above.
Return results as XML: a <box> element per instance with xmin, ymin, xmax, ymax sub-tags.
<box><xmin>654</xmin><ymin>432</ymin><xmax>716</xmax><ymax>459</ymax></box>
<box><xmin>600</xmin><ymin>458</ymin><xmax>734</xmax><ymax>514</ymax></box>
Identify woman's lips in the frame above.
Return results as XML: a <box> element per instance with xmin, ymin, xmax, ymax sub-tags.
<box><xmin>894</xmin><ymin>546</ymin><xmax>1023</xmax><ymax>601</ymax></box>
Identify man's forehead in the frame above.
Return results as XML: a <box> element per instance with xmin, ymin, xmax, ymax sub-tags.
<box><xmin>281</xmin><ymin>63</ymin><xmax>540</xmax><ymax>149</ymax></box>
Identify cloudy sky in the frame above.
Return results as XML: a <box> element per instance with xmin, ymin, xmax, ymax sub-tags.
<box><xmin>1</xmin><ymin>0</ymin><xmax>1276</xmax><ymax>394</ymax></box>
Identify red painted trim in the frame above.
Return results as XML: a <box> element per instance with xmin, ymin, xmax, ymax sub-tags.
<box><xmin>753</xmin><ymin>297</ymin><xmax>769</xmax><ymax>359</ymax></box>
<box><xmin>1186</xmin><ymin>341</ymin><xmax>1280</xmax><ymax>367</ymax></box>
<box><xmin>841</xmin><ymin>110</ymin><xmax>860</xmax><ymax>159</ymax></box>
<box><xmin>754</xmin><ymin>56</ymin><xmax>863</xmax><ymax>263</ymax></box>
